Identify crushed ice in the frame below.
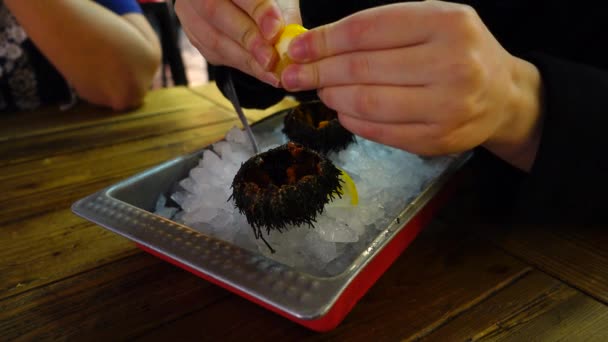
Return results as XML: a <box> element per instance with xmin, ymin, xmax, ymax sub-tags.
<box><xmin>155</xmin><ymin>125</ymin><xmax>456</xmax><ymax>276</ymax></box>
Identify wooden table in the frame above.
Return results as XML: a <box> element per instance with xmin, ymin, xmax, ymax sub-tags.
<box><xmin>1</xmin><ymin>83</ymin><xmax>607</xmax><ymax>341</ymax></box>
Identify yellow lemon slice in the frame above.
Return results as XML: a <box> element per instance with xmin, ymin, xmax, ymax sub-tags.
<box><xmin>337</xmin><ymin>167</ymin><xmax>359</xmax><ymax>206</ymax></box>
<box><xmin>273</xmin><ymin>24</ymin><xmax>308</xmax><ymax>76</ymax></box>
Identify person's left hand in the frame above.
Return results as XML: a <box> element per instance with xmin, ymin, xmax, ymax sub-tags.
<box><xmin>281</xmin><ymin>1</ymin><xmax>543</xmax><ymax>171</ymax></box>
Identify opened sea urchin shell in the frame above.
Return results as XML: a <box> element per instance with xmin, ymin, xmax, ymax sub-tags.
<box><xmin>230</xmin><ymin>142</ymin><xmax>343</xmax><ymax>252</ymax></box>
<box><xmin>283</xmin><ymin>101</ymin><xmax>355</xmax><ymax>154</ymax></box>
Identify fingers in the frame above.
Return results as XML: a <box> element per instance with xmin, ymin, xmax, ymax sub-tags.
<box><xmin>328</xmin><ymin>82</ymin><xmax>487</xmax><ymax>155</ymax></box>
<box><xmin>288</xmin><ymin>2</ymin><xmax>436</xmax><ymax>62</ymax></box>
<box><xmin>191</xmin><ymin>0</ymin><xmax>257</xmax><ymax>49</ymax></box>
<box><xmin>232</xmin><ymin>0</ymin><xmax>284</xmax><ymax>40</ymax></box>
<box><xmin>337</xmin><ymin>113</ymin><xmax>471</xmax><ymax>156</ymax></box>
<box><xmin>276</xmin><ymin>0</ymin><xmax>302</xmax><ymax>25</ymax></box>
<box><xmin>337</xmin><ymin>114</ymin><xmax>435</xmax><ymax>155</ymax></box>
<box><xmin>282</xmin><ymin>44</ymin><xmax>442</xmax><ymax>91</ymax></box>
<box><xmin>212</xmin><ymin>31</ymin><xmax>280</xmax><ymax>86</ymax></box>
<box><xmin>185</xmin><ymin>0</ymin><xmax>278</xmax><ymax>70</ymax></box>
<box><xmin>177</xmin><ymin>4</ymin><xmax>218</xmax><ymax>59</ymax></box>
<box><xmin>179</xmin><ymin>7</ymin><xmax>279</xmax><ymax>86</ymax></box>
<box><xmin>318</xmin><ymin>85</ymin><xmax>440</xmax><ymax>124</ymax></box>
<box><xmin>176</xmin><ymin>0</ymin><xmax>279</xmax><ymax>85</ymax></box>
<box><xmin>203</xmin><ymin>1</ymin><xmax>278</xmax><ymax>69</ymax></box>
<box><xmin>232</xmin><ymin>0</ymin><xmax>302</xmax><ymax>37</ymax></box>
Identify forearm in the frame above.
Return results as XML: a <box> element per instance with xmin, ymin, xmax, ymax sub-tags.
<box><xmin>5</xmin><ymin>0</ymin><xmax>161</xmax><ymax>110</ymax></box>
<box><xmin>482</xmin><ymin>56</ymin><xmax>544</xmax><ymax>172</ymax></box>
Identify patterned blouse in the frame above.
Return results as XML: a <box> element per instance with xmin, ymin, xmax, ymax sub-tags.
<box><xmin>0</xmin><ymin>0</ymin><xmax>143</xmax><ymax>112</ymax></box>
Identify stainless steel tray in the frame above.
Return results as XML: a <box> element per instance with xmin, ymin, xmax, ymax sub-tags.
<box><xmin>72</xmin><ymin>109</ymin><xmax>470</xmax><ymax>331</ymax></box>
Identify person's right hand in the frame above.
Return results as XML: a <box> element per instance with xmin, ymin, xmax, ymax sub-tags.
<box><xmin>175</xmin><ymin>0</ymin><xmax>301</xmax><ymax>87</ymax></box>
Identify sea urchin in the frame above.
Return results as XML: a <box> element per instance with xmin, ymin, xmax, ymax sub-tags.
<box><xmin>283</xmin><ymin>101</ymin><xmax>355</xmax><ymax>154</ymax></box>
<box><xmin>230</xmin><ymin>142</ymin><xmax>343</xmax><ymax>252</ymax></box>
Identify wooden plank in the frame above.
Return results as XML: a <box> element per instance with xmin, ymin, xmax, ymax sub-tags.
<box><xmin>434</xmin><ymin>170</ymin><xmax>608</xmax><ymax>306</ymax></box>
<box><xmin>0</xmin><ymin>253</ymin><xmax>232</xmax><ymax>342</ymax></box>
<box><xmin>127</xmin><ymin>221</ymin><xmax>532</xmax><ymax>341</ymax></box>
<box><xmin>480</xmin><ymin>294</ymin><xmax>608</xmax><ymax>341</ymax></box>
<box><xmin>492</xmin><ymin>226</ymin><xmax>608</xmax><ymax>305</ymax></box>
<box><xmin>0</xmin><ymin>122</ymin><xmax>230</xmax><ymax>196</ymax></box>
<box><xmin>0</xmin><ymin>119</ymin><xmax>241</xmax><ymax>225</ymax></box>
<box><xmin>418</xmin><ymin>271</ymin><xmax>608</xmax><ymax>341</ymax></box>
<box><xmin>0</xmin><ymin>101</ymin><xmax>234</xmax><ymax>167</ymax></box>
<box><xmin>0</xmin><ymin>86</ymin><xmax>202</xmax><ymax>142</ymax></box>
<box><xmin>0</xmin><ymin>86</ymin><xmax>207</xmax><ymax>141</ymax></box>
<box><xmin>0</xmin><ymin>208</ymin><xmax>138</xmax><ymax>300</ymax></box>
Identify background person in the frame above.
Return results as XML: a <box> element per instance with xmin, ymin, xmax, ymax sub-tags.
<box><xmin>0</xmin><ymin>0</ymin><xmax>161</xmax><ymax>112</ymax></box>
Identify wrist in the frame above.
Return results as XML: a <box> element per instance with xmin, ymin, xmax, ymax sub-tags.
<box><xmin>483</xmin><ymin>56</ymin><xmax>544</xmax><ymax>172</ymax></box>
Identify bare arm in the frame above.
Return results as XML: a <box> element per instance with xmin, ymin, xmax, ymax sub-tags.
<box><xmin>5</xmin><ymin>0</ymin><xmax>161</xmax><ymax>111</ymax></box>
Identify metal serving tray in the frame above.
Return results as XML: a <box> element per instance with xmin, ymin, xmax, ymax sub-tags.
<box><xmin>72</xmin><ymin>109</ymin><xmax>470</xmax><ymax>332</ymax></box>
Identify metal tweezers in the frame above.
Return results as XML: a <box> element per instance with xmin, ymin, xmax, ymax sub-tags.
<box><xmin>221</xmin><ymin>69</ymin><xmax>260</xmax><ymax>154</ymax></box>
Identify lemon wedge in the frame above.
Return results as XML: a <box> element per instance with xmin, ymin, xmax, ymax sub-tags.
<box><xmin>273</xmin><ymin>24</ymin><xmax>308</xmax><ymax>75</ymax></box>
<box><xmin>337</xmin><ymin>167</ymin><xmax>359</xmax><ymax>206</ymax></box>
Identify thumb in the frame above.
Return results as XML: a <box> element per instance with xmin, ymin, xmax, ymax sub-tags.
<box><xmin>277</xmin><ymin>0</ymin><xmax>302</xmax><ymax>25</ymax></box>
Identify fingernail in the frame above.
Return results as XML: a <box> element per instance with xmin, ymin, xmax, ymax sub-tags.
<box><xmin>288</xmin><ymin>35</ymin><xmax>309</xmax><ymax>61</ymax></box>
<box><xmin>261</xmin><ymin>17</ymin><xmax>282</xmax><ymax>40</ymax></box>
<box><xmin>281</xmin><ymin>65</ymin><xmax>301</xmax><ymax>90</ymax></box>
<box><xmin>253</xmin><ymin>44</ymin><xmax>274</xmax><ymax>70</ymax></box>
<box><xmin>262</xmin><ymin>72</ymin><xmax>280</xmax><ymax>88</ymax></box>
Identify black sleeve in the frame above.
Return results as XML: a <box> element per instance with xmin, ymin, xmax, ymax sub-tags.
<box><xmin>511</xmin><ymin>54</ymin><xmax>608</xmax><ymax>224</ymax></box>
<box><xmin>470</xmin><ymin>53</ymin><xmax>608</xmax><ymax>225</ymax></box>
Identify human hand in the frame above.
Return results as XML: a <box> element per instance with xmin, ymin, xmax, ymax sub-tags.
<box><xmin>175</xmin><ymin>0</ymin><xmax>301</xmax><ymax>87</ymax></box>
<box><xmin>281</xmin><ymin>1</ymin><xmax>543</xmax><ymax>171</ymax></box>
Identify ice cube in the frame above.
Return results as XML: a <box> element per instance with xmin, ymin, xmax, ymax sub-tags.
<box><xmin>202</xmin><ymin>150</ymin><xmax>224</xmax><ymax>176</ymax></box>
<box><xmin>209</xmin><ymin>209</ymin><xmax>233</xmax><ymax>228</ymax></box>
<box><xmin>210</xmin><ymin>218</ymin><xmax>239</xmax><ymax>243</ymax></box>
<box><xmin>156</xmin><ymin>207</ymin><xmax>178</xmax><ymax>219</ymax></box>
<box><xmin>304</xmin><ymin>232</ymin><xmax>338</xmax><ymax>264</ymax></box>
<box><xmin>213</xmin><ymin>141</ymin><xmax>232</xmax><ymax>158</ymax></box>
<box><xmin>155</xmin><ymin>194</ymin><xmax>166</xmax><ymax>211</ymax></box>
<box><xmin>179</xmin><ymin>178</ymin><xmax>199</xmax><ymax>193</ymax></box>
<box><xmin>225</xmin><ymin>126</ymin><xmax>248</xmax><ymax>145</ymax></box>
<box><xmin>170</xmin><ymin>191</ymin><xmax>188</xmax><ymax>206</ymax></box>
<box><xmin>315</xmin><ymin>218</ymin><xmax>358</xmax><ymax>243</ymax></box>
<box><xmin>182</xmin><ymin>206</ymin><xmax>219</xmax><ymax>224</ymax></box>
<box><xmin>180</xmin><ymin>193</ymin><xmax>202</xmax><ymax>213</ymax></box>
